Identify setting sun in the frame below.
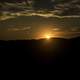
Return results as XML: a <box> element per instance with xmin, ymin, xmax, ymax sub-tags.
<box><xmin>36</xmin><ymin>28</ymin><xmax>62</xmax><ymax>39</ymax></box>
<box><xmin>45</xmin><ymin>35</ymin><xmax>51</xmax><ymax>39</ymax></box>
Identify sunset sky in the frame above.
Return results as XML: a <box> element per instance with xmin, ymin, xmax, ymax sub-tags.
<box><xmin>0</xmin><ymin>0</ymin><xmax>80</xmax><ymax>40</ymax></box>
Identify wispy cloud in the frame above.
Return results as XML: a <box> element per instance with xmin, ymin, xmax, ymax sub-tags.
<box><xmin>54</xmin><ymin>0</ymin><xmax>80</xmax><ymax>16</ymax></box>
<box><xmin>0</xmin><ymin>0</ymin><xmax>80</xmax><ymax>18</ymax></box>
<box><xmin>1</xmin><ymin>11</ymin><xmax>80</xmax><ymax>21</ymax></box>
<box><xmin>0</xmin><ymin>15</ymin><xmax>16</xmax><ymax>21</ymax></box>
<box><xmin>52</xmin><ymin>28</ymin><xmax>61</xmax><ymax>31</ymax></box>
<box><xmin>8</xmin><ymin>26</ymin><xmax>31</xmax><ymax>31</ymax></box>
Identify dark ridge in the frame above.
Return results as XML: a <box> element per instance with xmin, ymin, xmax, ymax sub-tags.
<box><xmin>0</xmin><ymin>37</ymin><xmax>80</xmax><ymax>65</ymax></box>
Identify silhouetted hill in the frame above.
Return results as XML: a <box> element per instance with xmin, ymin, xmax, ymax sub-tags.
<box><xmin>0</xmin><ymin>37</ymin><xmax>80</xmax><ymax>65</ymax></box>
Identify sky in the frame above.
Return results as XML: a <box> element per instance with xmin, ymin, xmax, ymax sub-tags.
<box><xmin>0</xmin><ymin>0</ymin><xmax>80</xmax><ymax>40</ymax></box>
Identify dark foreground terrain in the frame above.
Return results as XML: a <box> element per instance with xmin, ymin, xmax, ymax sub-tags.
<box><xmin>0</xmin><ymin>37</ymin><xmax>80</xmax><ymax>65</ymax></box>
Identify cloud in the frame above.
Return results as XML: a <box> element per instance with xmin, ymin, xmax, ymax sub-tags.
<box><xmin>0</xmin><ymin>0</ymin><xmax>80</xmax><ymax>21</ymax></box>
<box><xmin>54</xmin><ymin>0</ymin><xmax>80</xmax><ymax>16</ymax></box>
<box><xmin>1</xmin><ymin>11</ymin><xmax>80</xmax><ymax>21</ymax></box>
<box><xmin>0</xmin><ymin>15</ymin><xmax>16</xmax><ymax>21</ymax></box>
<box><xmin>52</xmin><ymin>28</ymin><xmax>61</xmax><ymax>31</ymax></box>
<box><xmin>69</xmin><ymin>26</ymin><xmax>80</xmax><ymax>32</ymax></box>
<box><xmin>8</xmin><ymin>26</ymin><xmax>31</xmax><ymax>31</ymax></box>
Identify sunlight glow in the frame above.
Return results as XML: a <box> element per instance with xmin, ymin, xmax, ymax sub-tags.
<box><xmin>36</xmin><ymin>28</ymin><xmax>61</xmax><ymax>39</ymax></box>
<box><xmin>45</xmin><ymin>35</ymin><xmax>51</xmax><ymax>39</ymax></box>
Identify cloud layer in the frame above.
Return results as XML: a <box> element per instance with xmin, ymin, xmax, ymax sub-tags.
<box><xmin>0</xmin><ymin>0</ymin><xmax>80</xmax><ymax>16</ymax></box>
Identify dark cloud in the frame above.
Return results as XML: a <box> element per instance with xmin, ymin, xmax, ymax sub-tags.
<box><xmin>54</xmin><ymin>0</ymin><xmax>80</xmax><ymax>16</ymax></box>
<box><xmin>0</xmin><ymin>0</ymin><xmax>80</xmax><ymax>16</ymax></box>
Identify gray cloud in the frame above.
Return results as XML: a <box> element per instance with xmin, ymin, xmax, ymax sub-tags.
<box><xmin>1</xmin><ymin>11</ymin><xmax>80</xmax><ymax>21</ymax></box>
<box><xmin>8</xmin><ymin>26</ymin><xmax>31</xmax><ymax>31</ymax></box>
<box><xmin>54</xmin><ymin>0</ymin><xmax>80</xmax><ymax>16</ymax></box>
<box><xmin>0</xmin><ymin>0</ymin><xmax>80</xmax><ymax>17</ymax></box>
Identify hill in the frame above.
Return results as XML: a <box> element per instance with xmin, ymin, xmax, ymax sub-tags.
<box><xmin>0</xmin><ymin>37</ymin><xmax>80</xmax><ymax>64</ymax></box>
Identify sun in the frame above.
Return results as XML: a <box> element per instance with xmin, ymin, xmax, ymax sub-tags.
<box><xmin>45</xmin><ymin>34</ymin><xmax>52</xmax><ymax>39</ymax></box>
<box><xmin>46</xmin><ymin>35</ymin><xmax>51</xmax><ymax>39</ymax></box>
